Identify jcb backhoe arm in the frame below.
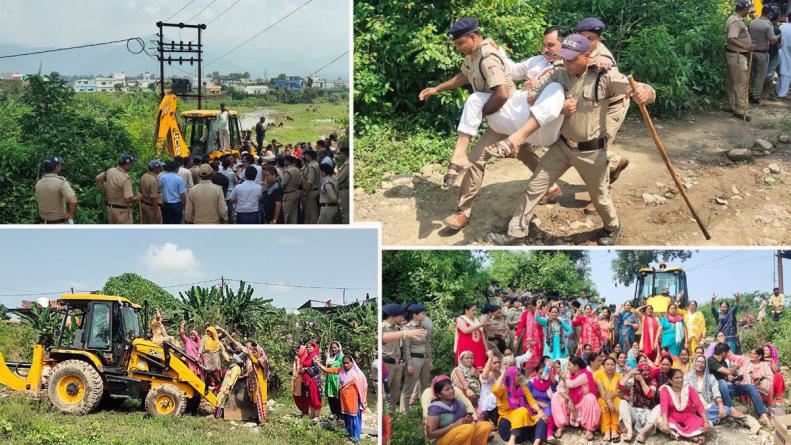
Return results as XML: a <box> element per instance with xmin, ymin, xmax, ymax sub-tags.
<box><xmin>154</xmin><ymin>94</ymin><xmax>190</xmax><ymax>158</ymax></box>
<box><xmin>0</xmin><ymin>344</ymin><xmax>45</xmax><ymax>395</ymax></box>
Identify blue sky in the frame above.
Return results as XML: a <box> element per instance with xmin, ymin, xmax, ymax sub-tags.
<box><xmin>0</xmin><ymin>0</ymin><xmax>350</xmax><ymax>79</ymax></box>
<box><xmin>0</xmin><ymin>227</ymin><xmax>377</xmax><ymax>310</ymax></box>
<box><xmin>588</xmin><ymin>250</ymin><xmax>786</xmax><ymax>305</ymax></box>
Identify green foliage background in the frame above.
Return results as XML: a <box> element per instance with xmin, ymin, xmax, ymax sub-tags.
<box><xmin>354</xmin><ymin>0</ymin><xmax>731</xmax><ymax>191</ymax></box>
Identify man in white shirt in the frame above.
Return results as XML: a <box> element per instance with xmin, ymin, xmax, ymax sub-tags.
<box><xmin>228</xmin><ymin>166</ymin><xmax>263</xmax><ymax>224</ymax></box>
<box><xmin>777</xmin><ymin>16</ymin><xmax>791</xmax><ymax>99</ymax></box>
<box><xmin>218</xmin><ymin>103</ymin><xmax>231</xmax><ymax>150</ymax></box>
<box><xmin>176</xmin><ymin>156</ymin><xmax>194</xmax><ymax>193</ymax></box>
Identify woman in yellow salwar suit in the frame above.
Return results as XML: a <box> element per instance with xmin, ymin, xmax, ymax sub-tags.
<box><xmin>246</xmin><ymin>341</ymin><xmax>268</xmax><ymax>423</ymax></box>
<box><xmin>492</xmin><ymin>366</ymin><xmax>547</xmax><ymax>445</ymax></box>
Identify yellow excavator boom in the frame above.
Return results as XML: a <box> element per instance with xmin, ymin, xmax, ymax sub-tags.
<box><xmin>0</xmin><ymin>344</ymin><xmax>45</xmax><ymax>395</ymax></box>
<box><xmin>154</xmin><ymin>93</ymin><xmax>190</xmax><ymax>158</ymax></box>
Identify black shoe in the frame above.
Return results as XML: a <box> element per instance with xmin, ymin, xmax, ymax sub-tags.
<box><xmin>732</xmin><ymin>113</ymin><xmax>752</xmax><ymax>121</ymax></box>
<box><xmin>597</xmin><ymin>224</ymin><xmax>623</xmax><ymax>246</ymax></box>
<box><xmin>487</xmin><ymin>233</ymin><xmax>527</xmax><ymax>246</ymax></box>
<box><xmin>749</xmin><ymin>97</ymin><xmax>761</xmax><ymax>105</ymax></box>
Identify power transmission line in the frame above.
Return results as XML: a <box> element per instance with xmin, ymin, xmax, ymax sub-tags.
<box><xmin>207</xmin><ymin>0</ymin><xmax>243</xmax><ymax>24</ymax></box>
<box><xmin>308</xmin><ymin>50</ymin><xmax>349</xmax><ymax>77</ymax></box>
<box><xmin>166</xmin><ymin>0</ymin><xmax>198</xmax><ymax>21</ymax></box>
<box><xmin>207</xmin><ymin>0</ymin><xmax>314</xmax><ymax>66</ymax></box>
<box><xmin>0</xmin><ymin>37</ymin><xmax>146</xmax><ymax>59</ymax></box>
<box><xmin>187</xmin><ymin>0</ymin><xmax>219</xmax><ymax>22</ymax></box>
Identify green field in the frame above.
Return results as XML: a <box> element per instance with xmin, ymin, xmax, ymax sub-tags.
<box><xmin>229</xmin><ymin>102</ymin><xmax>349</xmax><ymax>144</ymax></box>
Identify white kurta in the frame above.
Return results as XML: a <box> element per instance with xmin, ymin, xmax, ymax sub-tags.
<box><xmin>778</xmin><ymin>23</ymin><xmax>791</xmax><ymax>76</ymax></box>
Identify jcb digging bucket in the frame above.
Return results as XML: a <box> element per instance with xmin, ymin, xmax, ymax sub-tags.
<box><xmin>0</xmin><ymin>344</ymin><xmax>45</xmax><ymax>394</ymax></box>
<box><xmin>223</xmin><ymin>379</ymin><xmax>257</xmax><ymax>421</ymax></box>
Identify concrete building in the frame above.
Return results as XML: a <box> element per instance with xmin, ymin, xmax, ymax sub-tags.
<box><xmin>73</xmin><ymin>79</ymin><xmax>97</xmax><ymax>92</ymax></box>
<box><xmin>243</xmin><ymin>85</ymin><xmax>269</xmax><ymax>95</ymax></box>
<box><xmin>271</xmin><ymin>76</ymin><xmax>304</xmax><ymax>91</ymax></box>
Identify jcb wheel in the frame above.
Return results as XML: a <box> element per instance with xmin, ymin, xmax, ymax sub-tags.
<box><xmin>145</xmin><ymin>384</ymin><xmax>187</xmax><ymax>418</ymax></box>
<box><xmin>47</xmin><ymin>360</ymin><xmax>104</xmax><ymax>415</ymax></box>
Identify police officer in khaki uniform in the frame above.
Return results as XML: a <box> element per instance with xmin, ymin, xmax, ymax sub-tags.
<box><xmin>95</xmin><ymin>154</ymin><xmax>141</xmax><ymax>224</ymax></box>
<box><xmin>480</xmin><ymin>304</ymin><xmax>509</xmax><ymax>357</ymax></box>
<box><xmin>300</xmin><ymin>149</ymin><xmax>320</xmax><ymax>224</ymax></box>
<box><xmin>749</xmin><ymin>6</ymin><xmax>778</xmax><ymax>104</ymax></box>
<box><xmin>487</xmin><ymin>35</ymin><xmax>656</xmax><ymax>246</ymax></box>
<box><xmin>382</xmin><ymin>303</ymin><xmax>408</xmax><ymax>410</ymax></box>
<box><xmin>185</xmin><ymin>164</ymin><xmax>228</xmax><ymax>224</ymax></box>
<box><xmin>400</xmin><ymin>303</ymin><xmax>429</xmax><ymax>412</ymax></box>
<box><xmin>503</xmin><ymin>297</ymin><xmax>523</xmax><ymax>350</ymax></box>
<box><xmin>281</xmin><ymin>155</ymin><xmax>301</xmax><ymax>224</ymax></box>
<box><xmin>725</xmin><ymin>1</ymin><xmax>756</xmax><ymax>120</ymax></box>
<box><xmin>337</xmin><ymin>147</ymin><xmax>349</xmax><ymax>224</ymax></box>
<box><xmin>140</xmin><ymin>159</ymin><xmax>162</xmax><ymax>224</ymax></box>
<box><xmin>35</xmin><ymin>156</ymin><xmax>77</xmax><ymax>224</ymax></box>
<box><xmin>317</xmin><ymin>163</ymin><xmax>339</xmax><ymax>224</ymax></box>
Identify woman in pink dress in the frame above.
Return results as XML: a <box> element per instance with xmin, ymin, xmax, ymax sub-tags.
<box><xmin>572</xmin><ymin>305</ymin><xmax>603</xmax><ymax>354</ymax></box>
<box><xmin>657</xmin><ymin>368</ymin><xmax>711</xmax><ymax>444</ymax></box>
<box><xmin>179</xmin><ymin>320</ymin><xmax>203</xmax><ymax>380</ymax></box>
<box><xmin>550</xmin><ymin>355</ymin><xmax>601</xmax><ymax>441</ymax></box>
<box><xmin>764</xmin><ymin>343</ymin><xmax>786</xmax><ymax>403</ymax></box>
<box><xmin>455</xmin><ymin>303</ymin><xmax>489</xmax><ymax>370</ymax></box>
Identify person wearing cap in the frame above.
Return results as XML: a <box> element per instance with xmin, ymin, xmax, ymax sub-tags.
<box><xmin>95</xmin><ymin>154</ymin><xmax>141</xmax><ymax>224</ymax></box>
<box><xmin>317</xmin><ymin>162</ymin><xmax>339</xmax><ymax>224</ymax></box>
<box><xmin>281</xmin><ymin>155</ymin><xmax>301</xmax><ymax>224</ymax></box>
<box><xmin>300</xmin><ymin>149</ymin><xmax>321</xmax><ymax>224</ymax></box>
<box><xmin>576</xmin><ymin>17</ymin><xmax>631</xmax><ymax>216</ymax></box>
<box><xmin>400</xmin><ymin>303</ymin><xmax>429</xmax><ymax>412</ymax></box>
<box><xmin>218</xmin><ymin>103</ymin><xmax>231</xmax><ymax>150</ymax></box>
<box><xmin>185</xmin><ymin>163</ymin><xmax>227</xmax><ymax>224</ymax></box>
<box><xmin>749</xmin><ymin>6</ymin><xmax>779</xmax><ymax>104</ymax></box>
<box><xmin>725</xmin><ymin>1</ymin><xmax>757</xmax><ymax>120</ymax></box>
<box><xmin>480</xmin><ymin>304</ymin><xmax>508</xmax><ymax>357</ymax></box>
<box><xmin>336</xmin><ymin>146</ymin><xmax>350</xmax><ymax>224</ymax></box>
<box><xmin>35</xmin><ymin>156</ymin><xmax>77</xmax><ymax>224</ymax></box>
<box><xmin>486</xmin><ymin>34</ymin><xmax>655</xmax><ymax>246</ymax></box>
<box><xmin>140</xmin><ymin>159</ymin><xmax>163</xmax><ymax>224</ymax></box>
<box><xmin>382</xmin><ymin>303</ymin><xmax>407</xmax><ymax>410</ymax></box>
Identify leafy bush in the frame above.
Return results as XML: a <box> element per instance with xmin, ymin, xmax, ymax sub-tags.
<box><xmin>101</xmin><ymin>273</ymin><xmax>181</xmax><ymax>314</ymax></box>
<box><xmin>0</xmin><ymin>322</ymin><xmax>38</xmax><ymax>361</ymax></box>
<box><xmin>390</xmin><ymin>409</ymin><xmax>428</xmax><ymax>445</ymax></box>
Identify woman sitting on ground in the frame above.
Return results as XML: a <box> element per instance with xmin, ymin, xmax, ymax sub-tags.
<box><xmin>657</xmin><ymin>368</ymin><xmax>711</xmax><ymax>444</ymax></box>
<box><xmin>317</xmin><ymin>355</ymin><xmax>369</xmax><ymax>442</ymax></box>
<box><xmin>763</xmin><ymin>343</ymin><xmax>786</xmax><ymax>404</ymax></box>
<box><xmin>684</xmin><ymin>354</ymin><xmax>744</xmax><ymax>424</ymax></box>
<box><xmin>678</xmin><ymin>348</ymin><xmax>693</xmax><ymax>374</ymax></box>
<box><xmin>742</xmin><ymin>347</ymin><xmax>776</xmax><ymax>405</ymax></box>
<box><xmin>492</xmin><ymin>365</ymin><xmax>546</xmax><ymax>445</ymax></box>
<box><xmin>618</xmin><ymin>363</ymin><xmax>660</xmax><ymax>443</ymax></box>
<box><xmin>550</xmin><ymin>355</ymin><xmax>601</xmax><ymax>441</ymax></box>
<box><xmin>595</xmin><ymin>356</ymin><xmax>622</xmax><ymax>441</ymax></box>
<box><xmin>704</xmin><ymin>331</ymin><xmax>727</xmax><ymax>357</ymax></box>
<box><xmin>425</xmin><ymin>377</ymin><xmax>491</xmax><ymax>445</ymax></box>
<box><xmin>478</xmin><ymin>350</ymin><xmax>503</xmax><ymax>424</ymax></box>
<box><xmin>451</xmin><ymin>350</ymin><xmax>481</xmax><ymax>406</ymax></box>
<box><xmin>527</xmin><ymin>355</ymin><xmax>557</xmax><ymax>444</ymax></box>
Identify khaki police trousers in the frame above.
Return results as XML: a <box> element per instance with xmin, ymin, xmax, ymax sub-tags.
<box><xmin>751</xmin><ymin>51</ymin><xmax>769</xmax><ymax>100</ymax></box>
<box><xmin>507</xmin><ymin>140</ymin><xmax>619</xmax><ymax>238</ymax></box>
<box><xmin>457</xmin><ymin>128</ymin><xmax>542</xmax><ymax>216</ymax></box>
<box><xmin>302</xmin><ymin>190</ymin><xmax>320</xmax><ymax>224</ymax></box>
<box><xmin>339</xmin><ymin>188</ymin><xmax>349</xmax><ymax>224</ymax></box>
<box><xmin>141</xmin><ymin>202</ymin><xmax>161</xmax><ymax>224</ymax></box>
<box><xmin>725</xmin><ymin>51</ymin><xmax>749</xmax><ymax>114</ymax></box>
<box><xmin>400</xmin><ymin>355</ymin><xmax>425</xmax><ymax>412</ymax></box>
<box><xmin>317</xmin><ymin>204</ymin><xmax>337</xmax><ymax>224</ymax></box>
<box><xmin>283</xmin><ymin>191</ymin><xmax>300</xmax><ymax>224</ymax></box>
<box><xmin>108</xmin><ymin>206</ymin><xmax>132</xmax><ymax>224</ymax></box>
<box><xmin>605</xmin><ymin>99</ymin><xmax>629</xmax><ymax>170</ymax></box>
<box><xmin>386</xmin><ymin>359</ymin><xmax>404</xmax><ymax>410</ymax></box>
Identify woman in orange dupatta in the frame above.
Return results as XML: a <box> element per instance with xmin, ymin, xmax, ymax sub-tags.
<box><xmin>318</xmin><ymin>355</ymin><xmax>369</xmax><ymax>442</ymax></box>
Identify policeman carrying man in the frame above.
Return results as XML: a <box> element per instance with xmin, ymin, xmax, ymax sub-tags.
<box><xmin>748</xmin><ymin>4</ymin><xmax>778</xmax><ymax>104</ymax></box>
<box><xmin>725</xmin><ymin>0</ymin><xmax>756</xmax><ymax>120</ymax></box>
<box><xmin>140</xmin><ymin>159</ymin><xmax>163</xmax><ymax>224</ymax></box>
<box><xmin>95</xmin><ymin>154</ymin><xmax>141</xmax><ymax>224</ymax></box>
<box><xmin>382</xmin><ymin>303</ymin><xmax>408</xmax><ymax>410</ymax></box>
<box><xmin>35</xmin><ymin>156</ymin><xmax>78</xmax><ymax>224</ymax></box>
<box><xmin>487</xmin><ymin>34</ymin><xmax>656</xmax><ymax>245</ymax></box>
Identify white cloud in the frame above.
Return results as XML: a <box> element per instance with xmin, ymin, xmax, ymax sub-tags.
<box><xmin>141</xmin><ymin>242</ymin><xmax>202</xmax><ymax>279</ymax></box>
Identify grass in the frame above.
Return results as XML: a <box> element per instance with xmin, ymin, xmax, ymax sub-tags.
<box><xmin>234</xmin><ymin>102</ymin><xmax>349</xmax><ymax>144</ymax></box>
<box><xmin>0</xmin><ymin>392</ymin><xmax>376</xmax><ymax>445</ymax></box>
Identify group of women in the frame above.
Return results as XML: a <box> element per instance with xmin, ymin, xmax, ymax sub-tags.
<box><xmin>292</xmin><ymin>340</ymin><xmax>369</xmax><ymax>442</ymax></box>
<box><xmin>425</xmin><ymin>297</ymin><xmax>784</xmax><ymax>445</ymax></box>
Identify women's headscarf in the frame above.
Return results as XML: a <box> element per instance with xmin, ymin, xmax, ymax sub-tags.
<box><xmin>326</xmin><ymin>341</ymin><xmax>344</xmax><ymax>366</ymax></box>
<box><xmin>189</xmin><ymin>330</ymin><xmax>200</xmax><ymax>343</ymax></box>
<box><xmin>301</xmin><ymin>340</ymin><xmax>321</xmax><ymax>367</ymax></box>
<box><xmin>764</xmin><ymin>343</ymin><xmax>780</xmax><ymax>366</ymax></box>
<box><xmin>297</xmin><ymin>345</ymin><xmax>307</xmax><ymax>363</ymax></box>
<box><xmin>637</xmin><ymin>362</ymin><xmax>652</xmax><ymax>373</ymax></box>
<box><xmin>203</xmin><ymin>326</ymin><xmax>221</xmax><ymax>352</ymax></box>
<box><xmin>458</xmin><ymin>350</ymin><xmax>474</xmax><ymax>367</ymax></box>
<box><xmin>503</xmin><ymin>366</ymin><xmax>528</xmax><ymax>411</ymax></box>
<box><xmin>339</xmin><ymin>357</ymin><xmax>369</xmax><ymax>410</ymax></box>
<box><xmin>431</xmin><ymin>374</ymin><xmax>451</xmax><ymax>400</ymax></box>
<box><xmin>665</xmin><ymin>312</ymin><xmax>685</xmax><ymax>344</ymax></box>
<box><xmin>684</xmin><ymin>355</ymin><xmax>714</xmax><ymax>404</ymax></box>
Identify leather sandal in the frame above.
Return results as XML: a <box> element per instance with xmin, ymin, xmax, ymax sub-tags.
<box><xmin>483</xmin><ymin>139</ymin><xmax>517</xmax><ymax>158</ymax></box>
<box><xmin>443</xmin><ymin>162</ymin><xmax>466</xmax><ymax>188</ymax></box>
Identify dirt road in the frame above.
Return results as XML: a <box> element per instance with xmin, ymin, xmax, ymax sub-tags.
<box><xmin>355</xmin><ymin>101</ymin><xmax>791</xmax><ymax>246</ymax></box>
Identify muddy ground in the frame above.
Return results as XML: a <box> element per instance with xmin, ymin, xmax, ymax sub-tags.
<box><xmin>355</xmin><ymin>100</ymin><xmax>791</xmax><ymax>246</ymax></box>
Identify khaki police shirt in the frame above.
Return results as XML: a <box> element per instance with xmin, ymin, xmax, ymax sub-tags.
<box><xmin>185</xmin><ymin>181</ymin><xmax>227</xmax><ymax>224</ymax></box>
<box><xmin>337</xmin><ymin>160</ymin><xmax>349</xmax><ymax>189</ymax></box>
<box><xmin>481</xmin><ymin>313</ymin><xmax>508</xmax><ymax>339</ymax></box>
<box><xmin>140</xmin><ymin>171</ymin><xmax>162</xmax><ymax>205</ymax></box>
<box><xmin>749</xmin><ymin>16</ymin><xmax>775</xmax><ymax>51</ymax></box>
<box><xmin>403</xmin><ymin>319</ymin><xmax>428</xmax><ymax>367</ymax></box>
<box><xmin>538</xmin><ymin>67</ymin><xmax>633</xmax><ymax>143</ymax></box>
<box><xmin>460</xmin><ymin>39</ymin><xmax>516</xmax><ymax>94</ymax></box>
<box><xmin>301</xmin><ymin>161</ymin><xmax>320</xmax><ymax>191</ymax></box>
<box><xmin>35</xmin><ymin>173</ymin><xmax>75</xmax><ymax>220</ymax></box>
<box><xmin>319</xmin><ymin>176</ymin><xmax>338</xmax><ymax>204</ymax></box>
<box><xmin>382</xmin><ymin>320</ymin><xmax>406</xmax><ymax>362</ymax></box>
<box><xmin>281</xmin><ymin>166</ymin><xmax>301</xmax><ymax>193</ymax></box>
<box><xmin>504</xmin><ymin>307</ymin><xmax>522</xmax><ymax>330</ymax></box>
<box><xmin>96</xmin><ymin>167</ymin><xmax>133</xmax><ymax>206</ymax></box>
<box><xmin>590</xmin><ymin>42</ymin><xmax>625</xmax><ymax>103</ymax></box>
<box><xmin>726</xmin><ymin>14</ymin><xmax>752</xmax><ymax>52</ymax></box>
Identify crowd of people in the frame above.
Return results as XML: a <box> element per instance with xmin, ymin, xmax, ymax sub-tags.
<box><xmin>33</xmin><ymin>133</ymin><xmax>349</xmax><ymax>225</ymax></box>
<box><xmin>148</xmin><ymin>311</ymin><xmax>368</xmax><ymax>442</ymax></box>
<box><xmin>381</xmin><ymin>285</ymin><xmax>786</xmax><ymax>445</ymax></box>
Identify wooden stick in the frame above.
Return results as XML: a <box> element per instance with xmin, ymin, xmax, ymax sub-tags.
<box><xmin>745</xmin><ymin>50</ymin><xmax>753</xmax><ymax>121</ymax></box>
<box><xmin>626</xmin><ymin>75</ymin><xmax>712</xmax><ymax>240</ymax></box>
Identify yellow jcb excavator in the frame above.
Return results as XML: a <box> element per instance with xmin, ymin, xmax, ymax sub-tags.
<box><xmin>0</xmin><ymin>294</ymin><xmax>223</xmax><ymax>417</ymax></box>
<box><xmin>154</xmin><ymin>94</ymin><xmax>254</xmax><ymax>161</ymax></box>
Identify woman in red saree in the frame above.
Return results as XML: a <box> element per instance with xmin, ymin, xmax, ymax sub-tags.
<box><xmin>515</xmin><ymin>298</ymin><xmax>543</xmax><ymax>370</ymax></box>
<box><xmin>300</xmin><ymin>340</ymin><xmax>323</xmax><ymax>421</ymax></box>
<box><xmin>637</xmin><ymin>304</ymin><xmax>660</xmax><ymax>361</ymax></box>
<box><xmin>572</xmin><ymin>304</ymin><xmax>603</xmax><ymax>355</ymax></box>
<box><xmin>455</xmin><ymin>303</ymin><xmax>489</xmax><ymax>370</ymax></box>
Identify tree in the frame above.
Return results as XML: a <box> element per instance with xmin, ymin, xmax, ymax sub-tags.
<box><xmin>611</xmin><ymin>250</ymin><xmax>695</xmax><ymax>287</ymax></box>
<box><xmin>0</xmin><ymin>304</ymin><xmax>8</xmax><ymax>321</ymax></box>
<box><xmin>487</xmin><ymin>250</ymin><xmax>595</xmax><ymax>298</ymax></box>
<box><xmin>13</xmin><ymin>304</ymin><xmax>60</xmax><ymax>336</ymax></box>
<box><xmin>102</xmin><ymin>273</ymin><xmax>181</xmax><ymax>315</ymax></box>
